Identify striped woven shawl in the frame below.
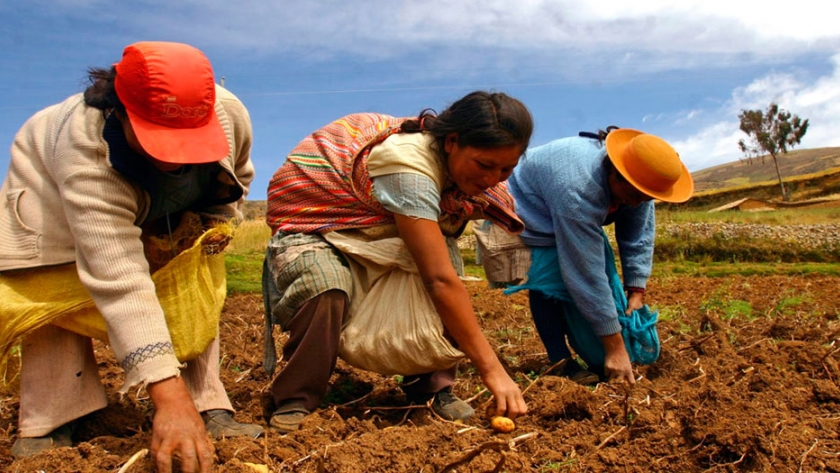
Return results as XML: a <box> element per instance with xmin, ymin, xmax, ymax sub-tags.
<box><xmin>266</xmin><ymin>113</ymin><xmax>523</xmax><ymax>235</ymax></box>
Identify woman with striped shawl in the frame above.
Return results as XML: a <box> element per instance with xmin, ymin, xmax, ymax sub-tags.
<box><xmin>263</xmin><ymin>91</ymin><xmax>533</xmax><ymax>433</ymax></box>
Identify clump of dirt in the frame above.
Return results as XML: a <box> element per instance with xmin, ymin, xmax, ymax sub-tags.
<box><xmin>1</xmin><ymin>274</ymin><xmax>839</xmax><ymax>471</ymax></box>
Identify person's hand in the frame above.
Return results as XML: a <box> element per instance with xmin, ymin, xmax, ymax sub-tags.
<box><xmin>201</xmin><ymin>232</ymin><xmax>231</xmax><ymax>255</ymax></box>
<box><xmin>481</xmin><ymin>366</ymin><xmax>528</xmax><ymax>420</ymax></box>
<box><xmin>625</xmin><ymin>291</ymin><xmax>645</xmax><ymax>315</ymax></box>
<box><xmin>147</xmin><ymin>377</ymin><xmax>215</xmax><ymax>473</ymax></box>
<box><xmin>201</xmin><ymin>218</ymin><xmax>232</xmax><ymax>255</ymax></box>
<box><xmin>601</xmin><ymin>333</ymin><xmax>635</xmax><ymax>385</ymax></box>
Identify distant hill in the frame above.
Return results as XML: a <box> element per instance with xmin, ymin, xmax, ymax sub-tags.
<box><xmin>241</xmin><ymin>200</ymin><xmax>266</xmax><ymax>221</ymax></box>
<box><xmin>661</xmin><ymin>147</ymin><xmax>840</xmax><ymax>211</ymax></box>
<box><xmin>691</xmin><ymin>147</ymin><xmax>840</xmax><ymax>192</ymax></box>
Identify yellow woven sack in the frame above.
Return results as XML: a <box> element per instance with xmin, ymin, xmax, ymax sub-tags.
<box><xmin>0</xmin><ymin>223</ymin><xmax>229</xmax><ymax>379</ymax></box>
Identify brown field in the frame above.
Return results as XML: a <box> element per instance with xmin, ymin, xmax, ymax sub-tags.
<box><xmin>2</xmin><ymin>273</ymin><xmax>839</xmax><ymax>472</ymax></box>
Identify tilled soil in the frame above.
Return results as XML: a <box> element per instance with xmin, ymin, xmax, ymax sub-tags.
<box><xmin>1</xmin><ymin>274</ymin><xmax>839</xmax><ymax>472</ymax></box>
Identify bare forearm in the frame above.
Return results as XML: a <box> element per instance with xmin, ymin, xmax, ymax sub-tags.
<box><xmin>147</xmin><ymin>376</ymin><xmax>194</xmax><ymax>410</ymax></box>
<box><xmin>394</xmin><ymin>214</ymin><xmax>525</xmax><ymax>416</ymax></box>
<box><xmin>425</xmin><ymin>279</ymin><xmax>501</xmax><ymax>372</ymax></box>
<box><xmin>601</xmin><ymin>332</ymin><xmax>625</xmax><ymax>354</ymax></box>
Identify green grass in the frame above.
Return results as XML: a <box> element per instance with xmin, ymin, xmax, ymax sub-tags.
<box><xmin>658</xmin><ymin>207</ymin><xmax>840</xmax><ymax>225</ymax></box>
<box><xmin>770</xmin><ymin>291</ymin><xmax>812</xmax><ymax>317</ymax></box>
<box><xmin>225</xmin><ymin>252</ymin><xmax>264</xmax><ymax>294</ymax></box>
<box><xmin>653</xmin><ymin>261</ymin><xmax>840</xmax><ymax>277</ymax></box>
<box><xmin>223</xmin><ymin>214</ymin><xmax>840</xmax><ymax>296</ymax></box>
<box><xmin>699</xmin><ymin>289</ymin><xmax>756</xmax><ymax>322</ymax></box>
<box><xmin>229</xmin><ymin>249</ymin><xmax>840</xmax><ymax>296</ymax></box>
<box><xmin>657</xmin><ymin>305</ymin><xmax>693</xmax><ymax>334</ymax></box>
<box><xmin>722</xmin><ymin>300</ymin><xmax>754</xmax><ymax>321</ymax></box>
<box><xmin>224</xmin><ymin>220</ymin><xmax>270</xmax><ymax>294</ymax></box>
<box><xmin>493</xmin><ymin>326</ymin><xmax>533</xmax><ymax>342</ymax></box>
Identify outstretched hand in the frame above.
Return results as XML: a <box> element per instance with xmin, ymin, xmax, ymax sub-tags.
<box><xmin>147</xmin><ymin>377</ymin><xmax>215</xmax><ymax>473</ymax></box>
<box><xmin>482</xmin><ymin>366</ymin><xmax>528</xmax><ymax>420</ymax></box>
<box><xmin>601</xmin><ymin>332</ymin><xmax>636</xmax><ymax>385</ymax></box>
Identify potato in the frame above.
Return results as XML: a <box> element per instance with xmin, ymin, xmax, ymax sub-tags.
<box><xmin>490</xmin><ymin>416</ymin><xmax>516</xmax><ymax>433</ymax></box>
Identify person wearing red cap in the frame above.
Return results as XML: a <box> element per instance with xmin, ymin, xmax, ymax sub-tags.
<box><xmin>0</xmin><ymin>41</ymin><xmax>261</xmax><ymax>468</ymax></box>
<box><xmin>499</xmin><ymin>127</ymin><xmax>694</xmax><ymax>386</ymax></box>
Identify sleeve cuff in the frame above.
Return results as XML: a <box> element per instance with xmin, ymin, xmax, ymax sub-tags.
<box><xmin>118</xmin><ymin>353</ymin><xmax>182</xmax><ymax>394</ymax></box>
<box><xmin>592</xmin><ymin>318</ymin><xmax>622</xmax><ymax>337</ymax></box>
<box><xmin>624</xmin><ymin>276</ymin><xmax>648</xmax><ymax>290</ymax></box>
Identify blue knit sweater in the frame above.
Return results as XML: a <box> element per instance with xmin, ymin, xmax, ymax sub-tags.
<box><xmin>508</xmin><ymin>136</ymin><xmax>655</xmax><ymax>336</ymax></box>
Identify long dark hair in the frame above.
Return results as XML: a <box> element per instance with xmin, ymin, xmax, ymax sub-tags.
<box><xmin>402</xmin><ymin>91</ymin><xmax>533</xmax><ymax>157</ymax></box>
<box><xmin>83</xmin><ymin>66</ymin><xmax>125</xmax><ymax>114</ymax></box>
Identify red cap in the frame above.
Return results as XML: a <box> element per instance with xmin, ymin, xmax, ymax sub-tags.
<box><xmin>114</xmin><ymin>41</ymin><xmax>230</xmax><ymax>164</ymax></box>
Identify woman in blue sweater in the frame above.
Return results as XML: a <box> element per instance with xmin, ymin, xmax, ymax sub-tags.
<box><xmin>506</xmin><ymin>127</ymin><xmax>693</xmax><ymax>385</ymax></box>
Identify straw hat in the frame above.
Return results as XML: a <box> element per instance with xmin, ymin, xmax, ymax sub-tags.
<box><xmin>604</xmin><ymin>129</ymin><xmax>694</xmax><ymax>203</ymax></box>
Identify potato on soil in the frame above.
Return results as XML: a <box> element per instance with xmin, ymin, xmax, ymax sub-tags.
<box><xmin>490</xmin><ymin>416</ymin><xmax>516</xmax><ymax>433</ymax></box>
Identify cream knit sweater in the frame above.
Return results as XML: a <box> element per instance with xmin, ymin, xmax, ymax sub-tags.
<box><xmin>0</xmin><ymin>85</ymin><xmax>254</xmax><ymax>389</ymax></box>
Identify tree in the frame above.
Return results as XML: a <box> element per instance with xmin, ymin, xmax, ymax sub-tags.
<box><xmin>737</xmin><ymin>103</ymin><xmax>809</xmax><ymax>201</ymax></box>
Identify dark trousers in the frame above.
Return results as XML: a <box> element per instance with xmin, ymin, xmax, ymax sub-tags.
<box><xmin>270</xmin><ymin>290</ymin><xmax>346</xmax><ymax>412</ymax></box>
<box><xmin>528</xmin><ymin>290</ymin><xmax>573</xmax><ymax>362</ymax></box>
<box><xmin>529</xmin><ymin>290</ymin><xmax>606</xmax><ymax>376</ymax></box>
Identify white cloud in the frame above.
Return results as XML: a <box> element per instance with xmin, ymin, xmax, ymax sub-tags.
<box><xmin>674</xmin><ymin>53</ymin><xmax>840</xmax><ymax>171</ymax></box>
<box><xmin>672</xmin><ymin>123</ymin><xmax>746</xmax><ymax>171</ymax></box>
<box><xmin>41</xmin><ymin>1</ymin><xmax>834</xmax><ymax>62</ymax></box>
<box><xmin>571</xmin><ymin>0</ymin><xmax>838</xmax><ymax>40</ymax></box>
<box><xmin>6</xmin><ymin>1</ymin><xmax>839</xmax><ymax>179</ymax></box>
<box><xmin>15</xmin><ymin>1</ymin><xmax>840</xmax><ymax>86</ymax></box>
<box><xmin>675</xmin><ymin>110</ymin><xmax>702</xmax><ymax>125</ymax></box>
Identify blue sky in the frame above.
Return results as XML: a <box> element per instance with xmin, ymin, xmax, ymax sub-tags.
<box><xmin>2</xmin><ymin>1</ymin><xmax>839</xmax><ymax>200</ymax></box>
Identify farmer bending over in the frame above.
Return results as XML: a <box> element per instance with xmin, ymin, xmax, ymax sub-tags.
<box><xmin>504</xmin><ymin>128</ymin><xmax>694</xmax><ymax>385</ymax></box>
<box><xmin>0</xmin><ymin>41</ymin><xmax>262</xmax><ymax>471</ymax></box>
<box><xmin>262</xmin><ymin>91</ymin><xmax>533</xmax><ymax>433</ymax></box>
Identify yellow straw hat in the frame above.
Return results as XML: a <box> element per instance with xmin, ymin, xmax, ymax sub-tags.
<box><xmin>605</xmin><ymin>128</ymin><xmax>694</xmax><ymax>203</ymax></box>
